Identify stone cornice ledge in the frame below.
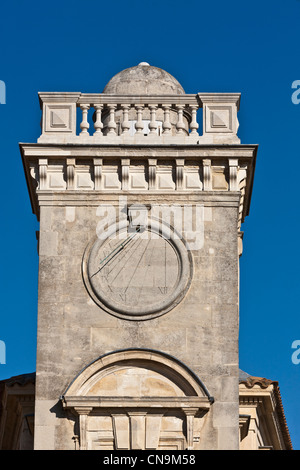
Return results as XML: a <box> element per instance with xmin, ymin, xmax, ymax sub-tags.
<box><xmin>36</xmin><ymin>190</ymin><xmax>241</xmax><ymax>205</ymax></box>
<box><xmin>20</xmin><ymin>143</ymin><xmax>257</xmax><ymax>229</ymax></box>
<box><xmin>61</xmin><ymin>395</ymin><xmax>212</xmax><ymax>411</ymax></box>
<box><xmin>20</xmin><ymin>142</ymin><xmax>258</xmax><ymax>158</ymax></box>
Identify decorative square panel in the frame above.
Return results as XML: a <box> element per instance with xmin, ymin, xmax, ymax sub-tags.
<box><xmin>131</xmin><ymin>173</ymin><xmax>148</xmax><ymax>189</ymax></box>
<box><xmin>205</xmin><ymin>105</ymin><xmax>233</xmax><ymax>133</ymax></box>
<box><xmin>157</xmin><ymin>174</ymin><xmax>175</xmax><ymax>190</ymax></box>
<box><xmin>50</xmin><ymin>108</ymin><xmax>69</xmax><ymax>128</ymax></box>
<box><xmin>157</xmin><ymin>167</ymin><xmax>175</xmax><ymax>190</ymax></box>
<box><xmin>76</xmin><ymin>171</ymin><xmax>93</xmax><ymax>190</ymax></box>
<box><xmin>48</xmin><ymin>169</ymin><xmax>66</xmax><ymax>189</ymax></box>
<box><xmin>212</xmin><ymin>168</ymin><xmax>228</xmax><ymax>190</ymax></box>
<box><xmin>185</xmin><ymin>172</ymin><xmax>202</xmax><ymax>190</ymax></box>
<box><xmin>103</xmin><ymin>172</ymin><xmax>121</xmax><ymax>190</ymax></box>
<box><xmin>44</xmin><ymin>104</ymin><xmax>74</xmax><ymax>133</ymax></box>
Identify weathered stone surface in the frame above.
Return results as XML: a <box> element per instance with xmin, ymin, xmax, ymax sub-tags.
<box><xmin>20</xmin><ymin>64</ymin><xmax>257</xmax><ymax>450</ymax></box>
<box><xmin>33</xmin><ymin>199</ymin><xmax>242</xmax><ymax>448</ymax></box>
<box><xmin>103</xmin><ymin>62</ymin><xmax>185</xmax><ymax>95</ymax></box>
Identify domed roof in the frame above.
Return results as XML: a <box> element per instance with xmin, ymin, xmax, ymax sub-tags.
<box><xmin>103</xmin><ymin>62</ymin><xmax>185</xmax><ymax>95</ymax></box>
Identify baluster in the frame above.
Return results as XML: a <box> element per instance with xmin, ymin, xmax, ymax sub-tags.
<box><xmin>107</xmin><ymin>104</ymin><xmax>117</xmax><ymax>135</ymax></box>
<box><xmin>190</xmin><ymin>105</ymin><xmax>199</xmax><ymax>135</ymax></box>
<box><xmin>135</xmin><ymin>105</ymin><xmax>144</xmax><ymax>134</ymax></box>
<box><xmin>121</xmin><ymin>104</ymin><xmax>131</xmax><ymax>134</ymax></box>
<box><xmin>176</xmin><ymin>105</ymin><xmax>185</xmax><ymax>134</ymax></box>
<box><xmin>80</xmin><ymin>104</ymin><xmax>90</xmax><ymax>134</ymax></box>
<box><xmin>93</xmin><ymin>104</ymin><xmax>103</xmax><ymax>136</ymax></box>
<box><xmin>162</xmin><ymin>105</ymin><xmax>172</xmax><ymax>134</ymax></box>
<box><xmin>149</xmin><ymin>105</ymin><xmax>158</xmax><ymax>135</ymax></box>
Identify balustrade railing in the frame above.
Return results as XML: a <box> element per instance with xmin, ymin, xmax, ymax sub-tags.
<box><xmin>38</xmin><ymin>92</ymin><xmax>241</xmax><ymax>144</ymax></box>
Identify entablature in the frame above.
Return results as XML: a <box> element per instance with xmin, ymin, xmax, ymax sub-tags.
<box><xmin>20</xmin><ymin>143</ymin><xmax>257</xmax><ymax>236</ymax></box>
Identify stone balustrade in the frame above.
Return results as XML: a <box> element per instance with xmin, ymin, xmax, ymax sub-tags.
<box><xmin>37</xmin><ymin>92</ymin><xmax>241</xmax><ymax>145</ymax></box>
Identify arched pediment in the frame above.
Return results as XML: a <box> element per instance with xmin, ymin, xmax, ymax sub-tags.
<box><xmin>61</xmin><ymin>349</ymin><xmax>213</xmax><ymax>450</ymax></box>
<box><xmin>62</xmin><ymin>348</ymin><xmax>212</xmax><ymax>401</ymax></box>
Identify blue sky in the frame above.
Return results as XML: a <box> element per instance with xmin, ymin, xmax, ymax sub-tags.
<box><xmin>0</xmin><ymin>0</ymin><xmax>299</xmax><ymax>450</ymax></box>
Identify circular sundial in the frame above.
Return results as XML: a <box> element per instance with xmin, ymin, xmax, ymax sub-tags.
<box><xmin>84</xmin><ymin>219</ymin><xmax>192</xmax><ymax>320</ymax></box>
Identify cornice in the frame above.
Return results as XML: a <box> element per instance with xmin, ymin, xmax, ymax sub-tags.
<box><xmin>20</xmin><ymin>142</ymin><xmax>257</xmax><ymax>233</ymax></box>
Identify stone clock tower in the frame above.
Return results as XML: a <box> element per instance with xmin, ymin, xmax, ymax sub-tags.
<box><xmin>20</xmin><ymin>62</ymin><xmax>257</xmax><ymax>450</ymax></box>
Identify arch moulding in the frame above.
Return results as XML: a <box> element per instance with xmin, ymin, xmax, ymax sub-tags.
<box><xmin>61</xmin><ymin>349</ymin><xmax>213</xmax><ymax>450</ymax></box>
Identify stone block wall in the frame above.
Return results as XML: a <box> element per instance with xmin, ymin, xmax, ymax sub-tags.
<box><xmin>34</xmin><ymin>193</ymin><xmax>240</xmax><ymax>450</ymax></box>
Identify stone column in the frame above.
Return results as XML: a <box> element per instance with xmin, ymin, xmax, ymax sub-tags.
<box><xmin>75</xmin><ymin>407</ymin><xmax>92</xmax><ymax>450</ymax></box>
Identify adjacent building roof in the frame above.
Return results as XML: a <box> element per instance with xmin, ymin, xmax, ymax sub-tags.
<box><xmin>0</xmin><ymin>372</ymin><xmax>35</xmax><ymax>450</ymax></box>
<box><xmin>0</xmin><ymin>372</ymin><xmax>36</xmax><ymax>388</ymax></box>
<box><xmin>239</xmin><ymin>369</ymin><xmax>293</xmax><ymax>450</ymax></box>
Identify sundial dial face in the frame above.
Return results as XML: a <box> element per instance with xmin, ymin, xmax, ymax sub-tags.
<box><xmin>84</xmin><ymin>221</ymin><xmax>192</xmax><ymax>320</ymax></box>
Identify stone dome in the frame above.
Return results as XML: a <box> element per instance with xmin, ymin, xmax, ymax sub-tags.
<box><xmin>103</xmin><ymin>62</ymin><xmax>185</xmax><ymax>95</ymax></box>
